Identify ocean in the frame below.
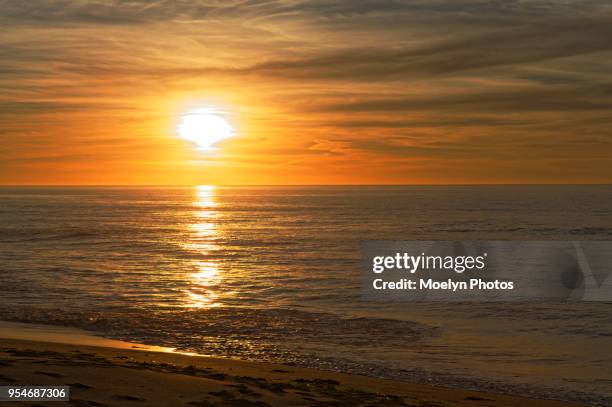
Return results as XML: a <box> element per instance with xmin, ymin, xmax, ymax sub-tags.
<box><xmin>0</xmin><ymin>186</ymin><xmax>611</xmax><ymax>405</ymax></box>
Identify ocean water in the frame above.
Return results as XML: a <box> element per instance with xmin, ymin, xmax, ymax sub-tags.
<box><xmin>0</xmin><ymin>186</ymin><xmax>611</xmax><ymax>405</ymax></box>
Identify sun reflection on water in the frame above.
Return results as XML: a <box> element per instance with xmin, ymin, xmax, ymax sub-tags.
<box><xmin>194</xmin><ymin>185</ymin><xmax>217</xmax><ymax>208</ymax></box>
<box><xmin>183</xmin><ymin>185</ymin><xmax>223</xmax><ymax>308</ymax></box>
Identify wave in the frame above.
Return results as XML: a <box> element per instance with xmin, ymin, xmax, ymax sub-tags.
<box><xmin>0</xmin><ymin>231</ymin><xmax>101</xmax><ymax>243</ymax></box>
<box><xmin>0</xmin><ymin>304</ymin><xmax>607</xmax><ymax>406</ymax></box>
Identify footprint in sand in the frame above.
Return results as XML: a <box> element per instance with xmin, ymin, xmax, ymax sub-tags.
<box><xmin>34</xmin><ymin>370</ymin><xmax>65</xmax><ymax>378</ymax></box>
<box><xmin>68</xmin><ymin>382</ymin><xmax>93</xmax><ymax>390</ymax></box>
<box><xmin>112</xmin><ymin>394</ymin><xmax>146</xmax><ymax>402</ymax></box>
<box><xmin>0</xmin><ymin>373</ymin><xmax>15</xmax><ymax>382</ymax></box>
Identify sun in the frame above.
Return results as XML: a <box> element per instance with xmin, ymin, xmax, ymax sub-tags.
<box><xmin>178</xmin><ymin>109</ymin><xmax>234</xmax><ymax>150</ymax></box>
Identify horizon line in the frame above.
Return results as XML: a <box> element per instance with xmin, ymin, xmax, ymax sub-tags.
<box><xmin>1</xmin><ymin>183</ymin><xmax>611</xmax><ymax>187</ymax></box>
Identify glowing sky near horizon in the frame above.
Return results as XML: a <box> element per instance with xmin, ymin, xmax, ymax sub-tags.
<box><xmin>1</xmin><ymin>1</ymin><xmax>612</xmax><ymax>185</ymax></box>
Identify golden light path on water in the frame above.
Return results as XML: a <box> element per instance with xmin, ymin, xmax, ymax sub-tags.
<box><xmin>183</xmin><ymin>185</ymin><xmax>223</xmax><ymax>308</ymax></box>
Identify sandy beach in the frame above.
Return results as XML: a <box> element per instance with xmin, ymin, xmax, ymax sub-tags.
<box><xmin>0</xmin><ymin>334</ymin><xmax>583</xmax><ymax>407</ymax></box>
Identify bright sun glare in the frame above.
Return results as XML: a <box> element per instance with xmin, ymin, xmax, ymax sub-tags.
<box><xmin>178</xmin><ymin>109</ymin><xmax>234</xmax><ymax>150</ymax></box>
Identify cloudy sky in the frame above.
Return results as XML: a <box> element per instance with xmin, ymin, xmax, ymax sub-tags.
<box><xmin>1</xmin><ymin>0</ymin><xmax>612</xmax><ymax>184</ymax></box>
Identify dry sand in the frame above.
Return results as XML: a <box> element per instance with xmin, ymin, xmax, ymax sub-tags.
<box><xmin>0</xmin><ymin>337</ymin><xmax>583</xmax><ymax>407</ymax></box>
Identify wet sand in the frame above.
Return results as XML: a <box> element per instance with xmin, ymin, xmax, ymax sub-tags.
<box><xmin>0</xmin><ymin>337</ymin><xmax>583</xmax><ymax>407</ymax></box>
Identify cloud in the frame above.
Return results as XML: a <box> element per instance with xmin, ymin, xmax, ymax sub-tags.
<box><xmin>308</xmin><ymin>138</ymin><xmax>351</xmax><ymax>155</ymax></box>
<box><xmin>232</xmin><ymin>17</ymin><xmax>612</xmax><ymax>81</ymax></box>
<box><xmin>0</xmin><ymin>0</ymin><xmax>213</xmax><ymax>25</ymax></box>
<box><xmin>2</xmin><ymin>1</ymin><xmax>610</xmax><ymax>26</ymax></box>
<box><xmin>314</xmin><ymin>85</ymin><xmax>612</xmax><ymax>114</ymax></box>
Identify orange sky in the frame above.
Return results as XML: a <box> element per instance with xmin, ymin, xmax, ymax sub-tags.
<box><xmin>1</xmin><ymin>1</ymin><xmax>612</xmax><ymax>185</ymax></box>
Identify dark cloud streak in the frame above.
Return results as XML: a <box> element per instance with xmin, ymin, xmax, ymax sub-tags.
<box><xmin>237</xmin><ymin>17</ymin><xmax>612</xmax><ymax>81</ymax></box>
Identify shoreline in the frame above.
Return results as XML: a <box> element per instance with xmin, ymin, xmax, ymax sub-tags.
<box><xmin>0</xmin><ymin>320</ymin><xmax>177</xmax><ymax>354</ymax></box>
<box><xmin>0</xmin><ymin>321</ymin><xmax>584</xmax><ymax>406</ymax></box>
